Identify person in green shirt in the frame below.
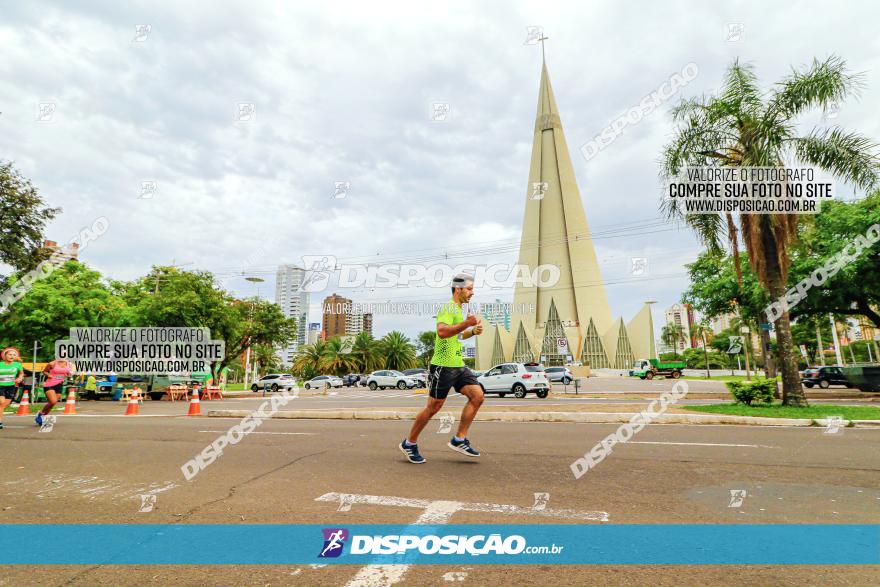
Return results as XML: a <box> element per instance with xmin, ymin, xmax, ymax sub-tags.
<box><xmin>400</xmin><ymin>274</ymin><xmax>484</xmax><ymax>463</ymax></box>
<box><xmin>0</xmin><ymin>347</ymin><xmax>25</xmax><ymax>430</ymax></box>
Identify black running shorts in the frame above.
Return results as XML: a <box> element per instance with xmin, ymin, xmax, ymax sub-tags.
<box><xmin>427</xmin><ymin>365</ymin><xmax>479</xmax><ymax>400</ymax></box>
<box><xmin>0</xmin><ymin>386</ymin><xmax>18</xmax><ymax>400</ymax></box>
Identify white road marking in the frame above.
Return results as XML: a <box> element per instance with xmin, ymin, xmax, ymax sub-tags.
<box><xmin>197</xmin><ymin>430</ymin><xmax>316</xmax><ymax>435</ymax></box>
<box><xmin>316</xmin><ymin>491</ymin><xmax>607</xmax><ymax>587</ymax></box>
<box><xmin>628</xmin><ymin>441</ymin><xmax>778</xmax><ymax>448</ymax></box>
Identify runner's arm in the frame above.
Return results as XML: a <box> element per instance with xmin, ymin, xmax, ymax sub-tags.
<box><xmin>437</xmin><ymin>315</ymin><xmax>477</xmax><ymax>339</ymax></box>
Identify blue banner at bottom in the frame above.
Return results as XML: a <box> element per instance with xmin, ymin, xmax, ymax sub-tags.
<box><xmin>0</xmin><ymin>525</ymin><xmax>877</xmax><ymax>565</ymax></box>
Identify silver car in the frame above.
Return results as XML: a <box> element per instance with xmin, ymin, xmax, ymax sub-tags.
<box><xmin>543</xmin><ymin>366</ymin><xmax>574</xmax><ymax>384</ymax></box>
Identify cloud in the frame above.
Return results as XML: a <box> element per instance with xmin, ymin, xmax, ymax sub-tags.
<box><xmin>2</xmin><ymin>0</ymin><xmax>879</xmax><ymax>341</ymax></box>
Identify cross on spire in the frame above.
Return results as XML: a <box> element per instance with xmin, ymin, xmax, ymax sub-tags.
<box><xmin>538</xmin><ymin>34</ymin><xmax>549</xmax><ymax>63</ymax></box>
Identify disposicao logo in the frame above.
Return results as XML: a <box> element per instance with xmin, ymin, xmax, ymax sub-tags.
<box><xmin>319</xmin><ymin>528</ymin><xmax>349</xmax><ymax>558</ymax></box>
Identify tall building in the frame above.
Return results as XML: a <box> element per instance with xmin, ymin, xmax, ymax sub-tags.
<box><xmin>275</xmin><ymin>265</ymin><xmax>309</xmax><ymax>365</ymax></box>
<box><xmin>665</xmin><ymin>303</ymin><xmax>695</xmax><ymax>352</ymax></box>
<box><xmin>323</xmin><ymin>293</ymin><xmax>350</xmax><ymax>338</ymax></box>
<box><xmin>43</xmin><ymin>239</ymin><xmax>79</xmax><ymax>260</ymax></box>
<box><xmin>307</xmin><ymin>323</ymin><xmax>321</xmax><ymax>345</ymax></box>
<box><xmin>474</xmin><ymin>57</ymin><xmax>655</xmax><ymax>369</ymax></box>
<box><xmin>710</xmin><ymin>312</ymin><xmax>735</xmax><ymax>335</ymax></box>
<box><xmin>322</xmin><ymin>295</ymin><xmax>373</xmax><ymax>338</ymax></box>
<box><xmin>482</xmin><ymin>299</ymin><xmax>512</xmax><ymax>331</ymax></box>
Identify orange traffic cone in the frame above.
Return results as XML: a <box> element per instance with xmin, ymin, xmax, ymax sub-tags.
<box><xmin>187</xmin><ymin>385</ymin><xmax>201</xmax><ymax>416</ymax></box>
<box><xmin>124</xmin><ymin>388</ymin><xmax>140</xmax><ymax>416</ymax></box>
<box><xmin>15</xmin><ymin>389</ymin><xmax>30</xmax><ymax>415</ymax></box>
<box><xmin>63</xmin><ymin>388</ymin><xmax>77</xmax><ymax>415</ymax></box>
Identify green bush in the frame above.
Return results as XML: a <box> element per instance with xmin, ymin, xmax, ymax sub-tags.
<box><xmin>726</xmin><ymin>377</ymin><xmax>777</xmax><ymax>406</ymax></box>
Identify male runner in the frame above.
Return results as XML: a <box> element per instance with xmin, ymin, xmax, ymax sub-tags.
<box><xmin>400</xmin><ymin>274</ymin><xmax>484</xmax><ymax>463</ymax></box>
<box><xmin>0</xmin><ymin>348</ymin><xmax>25</xmax><ymax>430</ymax></box>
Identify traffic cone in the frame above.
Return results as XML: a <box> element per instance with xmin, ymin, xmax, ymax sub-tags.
<box><xmin>63</xmin><ymin>387</ymin><xmax>77</xmax><ymax>415</ymax></box>
<box><xmin>124</xmin><ymin>388</ymin><xmax>140</xmax><ymax>416</ymax></box>
<box><xmin>15</xmin><ymin>389</ymin><xmax>30</xmax><ymax>415</ymax></box>
<box><xmin>187</xmin><ymin>385</ymin><xmax>201</xmax><ymax>416</ymax></box>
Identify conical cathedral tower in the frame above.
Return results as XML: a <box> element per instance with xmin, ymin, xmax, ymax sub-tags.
<box><xmin>474</xmin><ymin>59</ymin><xmax>653</xmax><ymax>370</ymax></box>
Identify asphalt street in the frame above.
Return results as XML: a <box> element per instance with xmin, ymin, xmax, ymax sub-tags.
<box><xmin>2</xmin><ymin>390</ymin><xmax>879</xmax><ymax>586</ymax></box>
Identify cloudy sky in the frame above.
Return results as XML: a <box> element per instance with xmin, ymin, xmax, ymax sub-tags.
<box><xmin>2</xmin><ymin>0</ymin><xmax>879</xmax><ymax>341</ymax></box>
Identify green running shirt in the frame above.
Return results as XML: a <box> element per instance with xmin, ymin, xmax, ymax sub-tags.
<box><xmin>431</xmin><ymin>300</ymin><xmax>465</xmax><ymax>367</ymax></box>
<box><xmin>0</xmin><ymin>361</ymin><xmax>24</xmax><ymax>386</ymax></box>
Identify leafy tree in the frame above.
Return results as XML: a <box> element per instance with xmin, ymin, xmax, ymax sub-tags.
<box><xmin>663</xmin><ymin>56</ymin><xmax>880</xmax><ymax>405</ymax></box>
<box><xmin>118</xmin><ymin>267</ymin><xmax>296</xmax><ymax>376</ymax></box>
<box><xmin>791</xmin><ymin>315</ymin><xmax>833</xmax><ymax>366</ymax></box>
<box><xmin>0</xmin><ymin>262</ymin><xmax>126</xmax><ymax>357</ymax></box>
<box><xmin>379</xmin><ymin>331</ymin><xmax>417</xmax><ymax>370</ymax></box>
<box><xmin>683</xmin><ymin>252</ymin><xmax>769</xmax><ymax>324</ymax></box>
<box><xmin>0</xmin><ymin>161</ymin><xmax>60</xmax><ymax>276</ymax></box>
<box><xmin>691</xmin><ymin>321</ymin><xmax>714</xmax><ymax>377</ymax></box>
<box><xmin>786</xmin><ymin>193</ymin><xmax>880</xmax><ymax>326</ymax></box>
<box><xmin>415</xmin><ymin>330</ymin><xmax>436</xmax><ymax>367</ymax></box>
<box><xmin>681</xmin><ymin>347</ymin><xmax>728</xmax><ymax>370</ymax></box>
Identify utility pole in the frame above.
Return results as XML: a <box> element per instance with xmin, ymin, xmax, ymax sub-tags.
<box><xmin>829</xmin><ymin>314</ymin><xmax>844</xmax><ymax>366</ymax></box>
<box><xmin>816</xmin><ymin>325</ymin><xmax>825</xmax><ymax>366</ymax></box>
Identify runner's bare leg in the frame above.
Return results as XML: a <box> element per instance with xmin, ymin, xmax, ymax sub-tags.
<box><xmin>455</xmin><ymin>384</ymin><xmax>484</xmax><ymax>438</ymax></box>
<box><xmin>407</xmin><ymin>396</ymin><xmax>445</xmax><ymax>443</ymax></box>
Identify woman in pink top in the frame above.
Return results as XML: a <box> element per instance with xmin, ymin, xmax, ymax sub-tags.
<box><xmin>37</xmin><ymin>358</ymin><xmax>75</xmax><ymax>426</ymax></box>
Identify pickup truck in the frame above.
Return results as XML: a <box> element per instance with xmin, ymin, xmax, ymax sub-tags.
<box><xmin>630</xmin><ymin>358</ymin><xmax>686</xmax><ymax>380</ymax></box>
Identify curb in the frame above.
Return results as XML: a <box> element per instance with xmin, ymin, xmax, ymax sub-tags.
<box><xmin>205</xmin><ymin>409</ymin><xmax>849</xmax><ymax>427</ymax></box>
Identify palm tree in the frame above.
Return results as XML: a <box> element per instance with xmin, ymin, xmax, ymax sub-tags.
<box><xmin>321</xmin><ymin>337</ymin><xmax>359</xmax><ymax>376</ymax></box>
<box><xmin>379</xmin><ymin>331</ymin><xmax>417</xmax><ymax>371</ymax></box>
<box><xmin>350</xmin><ymin>331</ymin><xmax>383</xmax><ymax>374</ymax></box>
<box><xmin>292</xmin><ymin>340</ymin><xmax>327</xmax><ymax>380</ymax></box>
<box><xmin>691</xmin><ymin>322</ymin><xmax>713</xmax><ymax>378</ymax></box>
<box><xmin>661</xmin><ymin>324</ymin><xmax>686</xmax><ymax>357</ymax></box>
<box><xmin>662</xmin><ymin>56</ymin><xmax>880</xmax><ymax>406</ymax></box>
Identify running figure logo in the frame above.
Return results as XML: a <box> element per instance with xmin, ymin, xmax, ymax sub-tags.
<box><xmin>299</xmin><ymin>255</ymin><xmax>336</xmax><ymax>293</ymax></box>
<box><xmin>319</xmin><ymin>528</ymin><xmax>349</xmax><ymax>558</ymax></box>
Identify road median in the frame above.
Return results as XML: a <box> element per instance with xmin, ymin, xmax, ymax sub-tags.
<box><xmin>202</xmin><ymin>408</ymin><xmax>875</xmax><ymax>427</ymax></box>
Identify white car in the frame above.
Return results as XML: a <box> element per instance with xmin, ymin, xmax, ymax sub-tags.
<box><xmin>477</xmin><ymin>362</ymin><xmax>549</xmax><ymax>398</ymax></box>
<box><xmin>251</xmin><ymin>373</ymin><xmax>297</xmax><ymax>392</ymax></box>
<box><xmin>367</xmin><ymin>370</ymin><xmax>420</xmax><ymax>390</ymax></box>
<box><xmin>303</xmin><ymin>375</ymin><xmax>344</xmax><ymax>390</ymax></box>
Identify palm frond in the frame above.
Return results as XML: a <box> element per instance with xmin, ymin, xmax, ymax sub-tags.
<box><xmin>767</xmin><ymin>55</ymin><xmax>863</xmax><ymax>121</ymax></box>
<box><xmin>791</xmin><ymin>127</ymin><xmax>880</xmax><ymax>190</ymax></box>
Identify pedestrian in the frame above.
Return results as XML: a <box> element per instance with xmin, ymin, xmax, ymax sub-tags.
<box><xmin>400</xmin><ymin>274</ymin><xmax>484</xmax><ymax>463</ymax></box>
<box><xmin>37</xmin><ymin>357</ymin><xmax>75</xmax><ymax>426</ymax></box>
<box><xmin>0</xmin><ymin>347</ymin><xmax>25</xmax><ymax>430</ymax></box>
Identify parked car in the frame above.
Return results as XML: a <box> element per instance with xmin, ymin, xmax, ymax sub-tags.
<box><xmin>366</xmin><ymin>370</ymin><xmax>420</xmax><ymax>390</ymax></box>
<box><xmin>477</xmin><ymin>363</ymin><xmax>550</xmax><ymax>398</ymax></box>
<box><xmin>543</xmin><ymin>366</ymin><xmax>574</xmax><ymax>384</ymax></box>
<box><xmin>801</xmin><ymin>366</ymin><xmax>853</xmax><ymax>389</ymax></box>
<box><xmin>251</xmin><ymin>373</ymin><xmax>297</xmax><ymax>392</ymax></box>
<box><xmin>342</xmin><ymin>374</ymin><xmax>364</xmax><ymax>387</ymax></box>
<box><xmin>303</xmin><ymin>375</ymin><xmax>344</xmax><ymax>390</ymax></box>
<box><xmin>403</xmin><ymin>368</ymin><xmax>427</xmax><ymax>387</ymax></box>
